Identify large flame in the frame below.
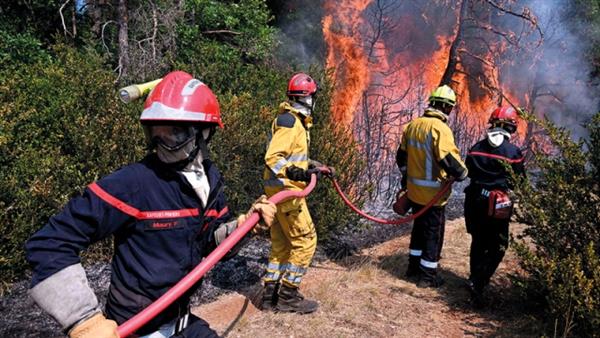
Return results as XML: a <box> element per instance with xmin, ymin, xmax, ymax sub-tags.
<box><xmin>322</xmin><ymin>0</ymin><xmax>372</xmax><ymax>125</ymax></box>
<box><xmin>322</xmin><ymin>1</ymin><xmax>530</xmax><ymax>140</ymax></box>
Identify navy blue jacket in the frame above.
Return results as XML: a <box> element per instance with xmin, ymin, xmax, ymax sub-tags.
<box><xmin>26</xmin><ymin>154</ymin><xmax>232</xmax><ymax>333</ymax></box>
<box><xmin>465</xmin><ymin>137</ymin><xmax>525</xmax><ymax>191</ymax></box>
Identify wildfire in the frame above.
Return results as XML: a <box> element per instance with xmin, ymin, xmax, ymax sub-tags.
<box><xmin>322</xmin><ymin>0</ymin><xmax>372</xmax><ymax>125</ymax></box>
<box><xmin>322</xmin><ymin>1</ymin><xmax>531</xmax><ymax>141</ymax></box>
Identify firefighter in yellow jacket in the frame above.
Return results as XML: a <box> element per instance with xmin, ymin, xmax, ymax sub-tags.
<box><xmin>261</xmin><ymin>73</ymin><xmax>324</xmax><ymax>314</ymax></box>
<box><xmin>396</xmin><ymin>85</ymin><xmax>468</xmax><ymax>288</ymax></box>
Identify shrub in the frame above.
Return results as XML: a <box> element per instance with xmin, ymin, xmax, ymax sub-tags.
<box><xmin>0</xmin><ymin>45</ymin><xmax>145</xmax><ymax>288</ymax></box>
<box><xmin>513</xmin><ymin>113</ymin><xmax>600</xmax><ymax>337</ymax></box>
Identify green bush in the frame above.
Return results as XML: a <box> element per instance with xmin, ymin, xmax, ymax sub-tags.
<box><xmin>0</xmin><ymin>45</ymin><xmax>145</xmax><ymax>288</ymax></box>
<box><xmin>0</xmin><ymin>0</ymin><xmax>364</xmax><ymax>291</ymax></box>
<box><xmin>513</xmin><ymin>113</ymin><xmax>600</xmax><ymax>337</ymax></box>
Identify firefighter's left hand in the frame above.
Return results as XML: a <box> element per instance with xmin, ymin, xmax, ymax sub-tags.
<box><xmin>247</xmin><ymin>195</ymin><xmax>276</xmax><ymax>227</ymax></box>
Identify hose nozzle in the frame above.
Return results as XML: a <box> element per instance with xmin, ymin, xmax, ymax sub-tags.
<box><xmin>118</xmin><ymin>78</ymin><xmax>162</xmax><ymax>103</ymax></box>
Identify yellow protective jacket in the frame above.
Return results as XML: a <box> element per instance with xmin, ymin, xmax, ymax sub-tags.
<box><xmin>399</xmin><ymin>108</ymin><xmax>467</xmax><ymax>206</ymax></box>
<box><xmin>263</xmin><ymin>102</ymin><xmax>310</xmax><ymax>197</ymax></box>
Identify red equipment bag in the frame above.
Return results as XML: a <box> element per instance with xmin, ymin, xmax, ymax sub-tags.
<box><xmin>487</xmin><ymin>190</ymin><xmax>513</xmax><ymax>219</ymax></box>
<box><xmin>393</xmin><ymin>190</ymin><xmax>411</xmax><ymax>215</ymax></box>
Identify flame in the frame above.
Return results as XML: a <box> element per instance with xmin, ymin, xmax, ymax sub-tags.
<box><xmin>322</xmin><ymin>0</ymin><xmax>372</xmax><ymax>125</ymax></box>
<box><xmin>322</xmin><ymin>1</ymin><xmax>531</xmax><ymax>142</ymax></box>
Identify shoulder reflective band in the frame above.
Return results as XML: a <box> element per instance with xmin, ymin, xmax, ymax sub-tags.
<box><xmin>468</xmin><ymin>151</ymin><xmax>524</xmax><ymax>164</ymax></box>
<box><xmin>204</xmin><ymin>207</ymin><xmax>229</xmax><ymax>218</ymax></box>
<box><xmin>88</xmin><ymin>182</ymin><xmax>200</xmax><ymax>220</ymax></box>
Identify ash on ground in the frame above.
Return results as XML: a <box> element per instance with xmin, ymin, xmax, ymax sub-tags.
<box><xmin>0</xmin><ymin>188</ymin><xmax>466</xmax><ymax>337</ymax></box>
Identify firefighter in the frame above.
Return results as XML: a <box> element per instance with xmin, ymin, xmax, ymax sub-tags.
<box><xmin>261</xmin><ymin>73</ymin><xmax>327</xmax><ymax>314</ymax></box>
<box><xmin>25</xmin><ymin>71</ymin><xmax>277</xmax><ymax>338</ymax></box>
<box><xmin>396</xmin><ymin>85</ymin><xmax>468</xmax><ymax>288</ymax></box>
<box><xmin>464</xmin><ymin>106</ymin><xmax>525</xmax><ymax>307</ymax></box>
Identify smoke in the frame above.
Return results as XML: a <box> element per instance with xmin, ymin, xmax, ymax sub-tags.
<box><xmin>509</xmin><ymin>0</ymin><xmax>600</xmax><ymax>139</ymax></box>
<box><xmin>271</xmin><ymin>0</ymin><xmax>326</xmax><ymax>68</ymax></box>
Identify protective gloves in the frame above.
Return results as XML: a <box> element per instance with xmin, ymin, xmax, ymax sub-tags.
<box><xmin>244</xmin><ymin>195</ymin><xmax>276</xmax><ymax>228</ymax></box>
<box><xmin>214</xmin><ymin>195</ymin><xmax>277</xmax><ymax>244</ymax></box>
<box><xmin>69</xmin><ymin>313</ymin><xmax>118</xmax><ymax>338</ymax></box>
<box><xmin>286</xmin><ymin>165</ymin><xmax>321</xmax><ymax>182</ymax></box>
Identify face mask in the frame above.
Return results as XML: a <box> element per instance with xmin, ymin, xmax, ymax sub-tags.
<box><xmin>297</xmin><ymin>95</ymin><xmax>315</xmax><ymax>116</ymax></box>
<box><xmin>149</xmin><ymin>125</ymin><xmax>197</xmax><ymax>150</ymax></box>
<box><xmin>153</xmin><ymin>126</ymin><xmax>212</xmax><ymax>164</ymax></box>
<box><xmin>157</xmin><ymin>138</ymin><xmax>197</xmax><ymax>163</ymax></box>
<box><xmin>486</xmin><ymin>128</ymin><xmax>511</xmax><ymax>148</ymax></box>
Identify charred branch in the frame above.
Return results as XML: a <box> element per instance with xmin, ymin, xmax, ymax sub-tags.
<box><xmin>439</xmin><ymin>0</ymin><xmax>469</xmax><ymax>86</ymax></box>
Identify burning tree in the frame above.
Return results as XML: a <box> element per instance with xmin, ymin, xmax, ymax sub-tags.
<box><xmin>322</xmin><ymin>0</ymin><xmax>597</xmax><ymax>203</ymax></box>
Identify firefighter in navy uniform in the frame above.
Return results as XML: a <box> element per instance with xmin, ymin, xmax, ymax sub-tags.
<box><xmin>396</xmin><ymin>85</ymin><xmax>468</xmax><ymax>288</ymax></box>
<box><xmin>464</xmin><ymin>106</ymin><xmax>525</xmax><ymax>306</ymax></box>
<box><xmin>25</xmin><ymin>71</ymin><xmax>276</xmax><ymax>338</ymax></box>
<box><xmin>260</xmin><ymin>73</ymin><xmax>328</xmax><ymax>314</ymax></box>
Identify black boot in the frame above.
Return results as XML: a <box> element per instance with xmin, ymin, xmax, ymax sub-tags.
<box><xmin>275</xmin><ymin>284</ymin><xmax>319</xmax><ymax>314</ymax></box>
<box><xmin>417</xmin><ymin>266</ymin><xmax>445</xmax><ymax>288</ymax></box>
<box><xmin>405</xmin><ymin>255</ymin><xmax>421</xmax><ymax>279</ymax></box>
<box><xmin>466</xmin><ymin>278</ymin><xmax>486</xmax><ymax>308</ymax></box>
<box><xmin>260</xmin><ymin>282</ymin><xmax>279</xmax><ymax>311</ymax></box>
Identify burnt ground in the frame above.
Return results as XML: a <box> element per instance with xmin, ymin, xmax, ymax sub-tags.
<box><xmin>0</xmin><ymin>191</ymin><xmax>466</xmax><ymax>337</ymax></box>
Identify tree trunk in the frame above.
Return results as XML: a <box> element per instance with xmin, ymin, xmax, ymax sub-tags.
<box><xmin>118</xmin><ymin>0</ymin><xmax>129</xmax><ymax>79</ymax></box>
<box><xmin>439</xmin><ymin>0</ymin><xmax>469</xmax><ymax>86</ymax></box>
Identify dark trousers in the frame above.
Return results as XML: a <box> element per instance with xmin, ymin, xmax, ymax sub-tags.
<box><xmin>465</xmin><ymin>190</ymin><xmax>510</xmax><ymax>291</ymax></box>
<box><xmin>408</xmin><ymin>202</ymin><xmax>446</xmax><ymax>280</ymax></box>
<box><xmin>171</xmin><ymin>314</ymin><xmax>219</xmax><ymax>338</ymax></box>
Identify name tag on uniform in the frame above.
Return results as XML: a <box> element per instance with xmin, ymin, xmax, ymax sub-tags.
<box><xmin>144</xmin><ymin>219</ymin><xmax>184</xmax><ymax>230</ymax></box>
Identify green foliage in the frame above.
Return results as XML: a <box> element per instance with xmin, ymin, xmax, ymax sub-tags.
<box><xmin>0</xmin><ymin>0</ymin><xmax>364</xmax><ymax>290</ymax></box>
<box><xmin>0</xmin><ymin>45</ymin><xmax>145</xmax><ymax>286</ymax></box>
<box><xmin>513</xmin><ymin>112</ymin><xmax>600</xmax><ymax>337</ymax></box>
<box><xmin>176</xmin><ymin>0</ymin><xmax>278</xmax><ymax>90</ymax></box>
<box><xmin>568</xmin><ymin>0</ymin><xmax>600</xmax><ymax>75</ymax></box>
<box><xmin>588</xmin><ymin>112</ymin><xmax>600</xmax><ymax>182</ymax></box>
<box><xmin>0</xmin><ymin>29</ymin><xmax>51</xmax><ymax>68</ymax></box>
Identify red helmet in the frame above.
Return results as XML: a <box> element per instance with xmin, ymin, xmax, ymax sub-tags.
<box><xmin>141</xmin><ymin>71</ymin><xmax>223</xmax><ymax>128</ymax></box>
<box><xmin>287</xmin><ymin>73</ymin><xmax>318</xmax><ymax>97</ymax></box>
<box><xmin>489</xmin><ymin>106</ymin><xmax>518</xmax><ymax>125</ymax></box>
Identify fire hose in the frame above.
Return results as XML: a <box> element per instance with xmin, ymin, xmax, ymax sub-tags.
<box><xmin>117</xmin><ymin>174</ymin><xmax>319</xmax><ymax>337</ymax></box>
<box><xmin>117</xmin><ymin>169</ymin><xmax>452</xmax><ymax>336</ymax></box>
<box><xmin>115</xmin><ymin>79</ymin><xmax>454</xmax><ymax>336</ymax></box>
<box><xmin>320</xmin><ymin>167</ymin><xmax>454</xmax><ymax>224</ymax></box>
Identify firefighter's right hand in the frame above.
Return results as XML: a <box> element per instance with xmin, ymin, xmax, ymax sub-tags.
<box><xmin>286</xmin><ymin>165</ymin><xmax>309</xmax><ymax>182</ymax></box>
<box><xmin>69</xmin><ymin>313</ymin><xmax>119</xmax><ymax>338</ymax></box>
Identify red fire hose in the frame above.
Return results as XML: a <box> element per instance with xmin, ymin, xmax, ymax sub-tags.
<box><xmin>117</xmin><ymin>175</ymin><xmax>319</xmax><ymax>337</ymax></box>
<box><xmin>326</xmin><ymin>173</ymin><xmax>453</xmax><ymax>224</ymax></box>
<box><xmin>117</xmin><ymin>170</ymin><xmax>452</xmax><ymax>336</ymax></box>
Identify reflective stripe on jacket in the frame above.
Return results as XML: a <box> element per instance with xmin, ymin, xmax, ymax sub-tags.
<box><xmin>263</xmin><ymin>102</ymin><xmax>310</xmax><ymax>196</ymax></box>
<box><xmin>400</xmin><ymin>108</ymin><xmax>466</xmax><ymax>206</ymax></box>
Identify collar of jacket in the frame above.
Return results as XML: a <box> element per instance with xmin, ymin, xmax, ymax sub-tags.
<box><xmin>423</xmin><ymin>107</ymin><xmax>448</xmax><ymax>122</ymax></box>
<box><xmin>144</xmin><ymin>154</ymin><xmax>224</xmax><ymax>205</ymax></box>
<box><xmin>279</xmin><ymin>101</ymin><xmax>312</xmax><ymax>129</ymax></box>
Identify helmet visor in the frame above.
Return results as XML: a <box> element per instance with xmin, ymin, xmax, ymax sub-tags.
<box><xmin>148</xmin><ymin>125</ymin><xmax>197</xmax><ymax>150</ymax></box>
<box><xmin>491</xmin><ymin>121</ymin><xmax>517</xmax><ymax>134</ymax></box>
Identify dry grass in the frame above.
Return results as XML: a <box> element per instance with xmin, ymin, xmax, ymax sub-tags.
<box><xmin>193</xmin><ymin>219</ymin><xmax>543</xmax><ymax>337</ymax></box>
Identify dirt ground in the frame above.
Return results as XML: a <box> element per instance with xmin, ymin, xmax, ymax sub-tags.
<box><xmin>193</xmin><ymin>218</ymin><xmax>543</xmax><ymax>338</ymax></box>
<box><xmin>0</xmin><ymin>195</ymin><xmax>544</xmax><ymax>337</ymax></box>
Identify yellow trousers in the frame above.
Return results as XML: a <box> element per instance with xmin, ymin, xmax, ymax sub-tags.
<box><xmin>263</xmin><ymin>197</ymin><xmax>317</xmax><ymax>287</ymax></box>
